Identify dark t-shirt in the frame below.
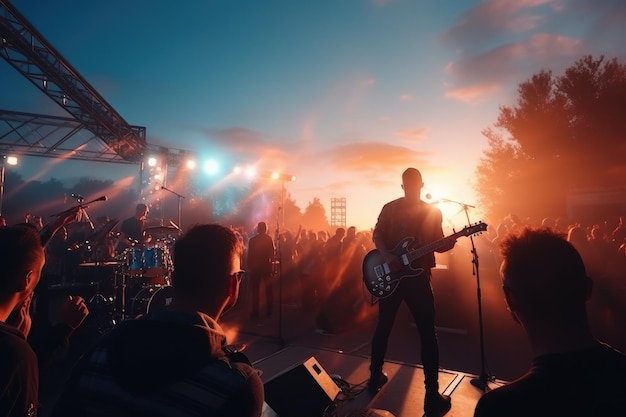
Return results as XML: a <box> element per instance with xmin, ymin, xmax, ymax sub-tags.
<box><xmin>373</xmin><ymin>198</ymin><xmax>444</xmax><ymax>269</ymax></box>
<box><xmin>247</xmin><ymin>233</ymin><xmax>274</xmax><ymax>275</ymax></box>
<box><xmin>0</xmin><ymin>321</ymin><xmax>39</xmax><ymax>417</ymax></box>
<box><xmin>474</xmin><ymin>343</ymin><xmax>626</xmax><ymax>417</ymax></box>
<box><xmin>119</xmin><ymin>217</ymin><xmax>144</xmax><ymax>243</ymax></box>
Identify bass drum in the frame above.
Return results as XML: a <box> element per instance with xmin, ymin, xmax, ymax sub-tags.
<box><xmin>130</xmin><ymin>286</ymin><xmax>174</xmax><ymax>318</ymax></box>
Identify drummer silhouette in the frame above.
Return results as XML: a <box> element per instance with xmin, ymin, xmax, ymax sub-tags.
<box><xmin>116</xmin><ymin>203</ymin><xmax>151</xmax><ymax>253</ymax></box>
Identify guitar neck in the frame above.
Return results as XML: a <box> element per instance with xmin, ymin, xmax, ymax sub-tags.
<box><xmin>406</xmin><ymin>234</ymin><xmax>455</xmax><ymax>263</ymax></box>
<box><xmin>402</xmin><ymin>223</ymin><xmax>487</xmax><ymax>264</ymax></box>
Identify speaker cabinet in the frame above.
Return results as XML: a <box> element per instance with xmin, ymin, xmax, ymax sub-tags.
<box><xmin>264</xmin><ymin>356</ymin><xmax>341</xmax><ymax>417</ymax></box>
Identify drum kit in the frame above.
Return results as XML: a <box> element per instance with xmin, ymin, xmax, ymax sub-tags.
<box><xmin>72</xmin><ymin>224</ymin><xmax>181</xmax><ymax>330</ymax></box>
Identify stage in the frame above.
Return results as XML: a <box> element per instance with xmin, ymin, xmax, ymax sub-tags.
<box><xmin>253</xmin><ymin>344</ymin><xmax>504</xmax><ymax>417</ymax></box>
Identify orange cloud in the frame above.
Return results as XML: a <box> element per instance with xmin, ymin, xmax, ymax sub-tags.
<box><xmin>394</xmin><ymin>128</ymin><xmax>429</xmax><ymax>144</ymax></box>
<box><xmin>445</xmin><ymin>83</ymin><xmax>502</xmax><ymax>102</ymax></box>
<box><xmin>323</xmin><ymin>141</ymin><xmax>433</xmax><ymax>175</ymax></box>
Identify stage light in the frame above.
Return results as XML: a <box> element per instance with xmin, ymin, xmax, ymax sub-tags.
<box><xmin>245</xmin><ymin>166</ymin><xmax>257</xmax><ymax>179</ymax></box>
<box><xmin>1</xmin><ymin>155</ymin><xmax>19</xmax><ymax>216</ymax></box>
<box><xmin>269</xmin><ymin>172</ymin><xmax>296</xmax><ymax>182</ymax></box>
<box><xmin>233</xmin><ymin>165</ymin><xmax>242</xmax><ymax>175</ymax></box>
<box><xmin>203</xmin><ymin>159</ymin><xmax>219</xmax><ymax>176</ymax></box>
<box><xmin>185</xmin><ymin>159</ymin><xmax>196</xmax><ymax>170</ymax></box>
<box><xmin>148</xmin><ymin>157</ymin><xmax>158</xmax><ymax>167</ymax></box>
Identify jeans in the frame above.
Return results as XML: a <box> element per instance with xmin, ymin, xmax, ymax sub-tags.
<box><xmin>369</xmin><ymin>273</ymin><xmax>440</xmax><ymax>391</ymax></box>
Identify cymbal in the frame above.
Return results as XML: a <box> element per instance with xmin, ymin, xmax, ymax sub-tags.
<box><xmin>79</xmin><ymin>261</ymin><xmax>124</xmax><ymax>267</ymax></box>
<box><xmin>144</xmin><ymin>226</ymin><xmax>181</xmax><ymax>235</ymax></box>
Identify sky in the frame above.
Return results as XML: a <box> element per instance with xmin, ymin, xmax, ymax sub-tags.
<box><xmin>1</xmin><ymin>0</ymin><xmax>625</xmax><ymax>231</ymax></box>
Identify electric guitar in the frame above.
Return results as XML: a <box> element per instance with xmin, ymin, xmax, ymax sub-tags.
<box><xmin>362</xmin><ymin>222</ymin><xmax>488</xmax><ymax>298</ymax></box>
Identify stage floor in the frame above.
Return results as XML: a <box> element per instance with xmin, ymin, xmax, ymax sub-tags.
<box><xmin>253</xmin><ymin>344</ymin><xmax>504</xmax><ymax>417</ymax></box>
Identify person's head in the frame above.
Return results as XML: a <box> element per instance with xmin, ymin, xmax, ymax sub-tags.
<box><xmin>401</xmin><ymin>168</ymin><xmax>423</xmax><ymax>199</ymax></box>
<box><xmin>171</xmin><ymin>224</ymin><xmax>244</xmax><ymax>317</ymax></box>
<box><xmin>335</xmin><ymin>227</ymin><xmax>346</xmax><ymax>238</ymax></box>
<box><xmin>499</xmin><ymin>227</ymin><xmax>591</xmax><ymax>325</ymax></box>
<box><xmin>256</xmin><ymin>221</ymin><xmax>267</xmax><ymax>234</ymax></box>
<box><xmin>135</xmin><ymin>203</ymin><xmax>149</xmax><ymax>218</ymax></box>
<box><xmin>347</xmin><ymin>226</ymin><xmax>356</xmax><ymax>238</ymax></box>
<box><xmin>0</xmin><ymin>226</ymin><xmax>45</xmax><ymax>314</ymax></box>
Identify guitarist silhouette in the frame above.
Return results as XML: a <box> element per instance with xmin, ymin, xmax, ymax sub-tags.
<box><xmin>367</xmin><ymin>168</ymin><xmax>455</xmax><ymax>417</ymax></box>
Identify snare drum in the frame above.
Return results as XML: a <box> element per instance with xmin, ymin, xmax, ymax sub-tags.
<box><xmin>131</xmin><ymin>286</ymin><xmax>174</xmax><ymax>318</ymax></box>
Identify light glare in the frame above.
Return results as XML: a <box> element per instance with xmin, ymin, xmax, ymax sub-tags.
<box><xmin>203</xmin><ymin>159</ymin><xmax>219</xmax><ymax>175</ymax></box>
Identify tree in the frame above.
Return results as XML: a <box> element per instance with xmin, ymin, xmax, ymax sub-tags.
<box><xmin>474</xmin><ymin>55</ymin><xmax>626</xmax><ymax>222</ymax></box>
<box><xmin>301</xmin><ymin>197</ymin><xmax>330</xmax><ymax>232</ymax></box>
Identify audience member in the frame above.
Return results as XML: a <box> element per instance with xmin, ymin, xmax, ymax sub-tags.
<box><xmin>53</xmin><ymin>223</ymin><xmax>264</xmax><ymax>417</ymax></box>
<box><xmin>247</xmin><ymin>221</ymin><xmax>275</xmax><ymax>319</ymax></box>
<box><xmin>474</xmin><ymin>227</ymin><xmax>626</xmax><ymax>417</ymax></box>
<box><xmin>0</xmin><ymin>226</ymin><xmax>45</xmax><ymax>417</ymax></box>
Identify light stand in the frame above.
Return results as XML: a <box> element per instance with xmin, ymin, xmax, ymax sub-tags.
<box><xmin>272</xmin><ymin>173</ymin><xmax>296</xmax><ymax>347</ymax></box>
<box><xmin>438</xmin><ymin>197</ymin><xmax>494</xmax><ymax>392</ymax></box>
<box><xmin>160</xmin><ymin>185</ymin><xmax>185</xmax><ymax>228</ymax></box>
<box><xmin>273</xmin><ymin>178</ymin><xmax>288</xmax><ymax>347</ymax></box>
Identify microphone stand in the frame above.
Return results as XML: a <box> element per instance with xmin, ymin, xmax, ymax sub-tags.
<box><xmin>160</xmin><ymin>186</ymin><xmax>185</xmax><ymax>228</ymax></box>
<box><xmin>274</xmin><ymin>182</ymin><xmax>286</xmax><ymax>347</ymax></box>
<box><xmin>439</xmin><ymin>197</ymin><xmax>494</xmax><ymax>392</ymax></box>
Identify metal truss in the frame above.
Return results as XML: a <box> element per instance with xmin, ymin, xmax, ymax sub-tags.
<box><xmin>0</xmin><ymin>0</ymin><xmax>146</xmax><ymax>162</ymax></box>
<box><xmin>0</xmin><ymin>109</ymin><xmax>190</xmax><ymax>167</ymax></box>
<box><xmin>0</xmin><ymin>109</ymin><xmax>140</xmax><ymax>164</ymax></box>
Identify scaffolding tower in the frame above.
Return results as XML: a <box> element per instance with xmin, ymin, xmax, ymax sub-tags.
<box><xmin>330</xmin><ymin>197</ymin><xmax>346</xmax><ymax>227</ymax></box>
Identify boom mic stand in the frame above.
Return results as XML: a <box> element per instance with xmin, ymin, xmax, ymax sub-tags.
<box><xmin>160</xmin><ymin>186</ymin><xmax>185</xmax><ymax>229</ymax></box>
<box><xmin>438</xmin><ymin>197</ymin><xmax>494</xmax><ymax>392</ymax></box>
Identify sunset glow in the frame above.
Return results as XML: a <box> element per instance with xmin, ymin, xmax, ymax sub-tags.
<box><xmin>1</xmin><ymin>0</ymin><xmax>624</xmax><ymax>231</ymax></box>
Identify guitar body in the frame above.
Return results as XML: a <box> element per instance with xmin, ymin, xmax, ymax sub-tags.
<box><xmin>362</xmin><ymin>237</ymin><xmax>425</xmax><ymax>299</ymax></box>
<box><xmin>362</xmin><ymin>222</ymin><xmax>488</xmax><ymax>299</ymax></box>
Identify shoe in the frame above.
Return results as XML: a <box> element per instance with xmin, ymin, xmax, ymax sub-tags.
<box><xmin>367</xmin><ymin>372</ymin><xmax>388</xmax><ymax>394</ymax></box>
<box><xmin>424</xmin><ymin>392</ymin><xmax>451</xmax><ymax>417</ymax></box>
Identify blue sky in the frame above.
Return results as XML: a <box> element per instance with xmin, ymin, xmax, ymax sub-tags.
<box><xmin>2</xmin><ymin>0</ymin><xmax>625</xmax><ymax>230</ymax></box>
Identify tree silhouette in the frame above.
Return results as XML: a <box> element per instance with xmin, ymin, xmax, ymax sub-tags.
<box><xmin>302</xmin><ymin>197</ymin><xmax>330</xmax><ymax>232</ymax></box>
<box><xmin>474</xmin><ymin>55</ymin><xmax>626</xmax><ymax>222</ymax></box>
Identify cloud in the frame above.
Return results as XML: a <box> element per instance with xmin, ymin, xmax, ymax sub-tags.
<box><xmin>443</xmin><ymin>33</ymin><xmax>582</xmax><ymax>101</ymax></box>
<box><xmin>323</xmin><ymin>141</ymin><xmax>433</xmax><ymax>174</ymax></box>
<box><xmin>445</xmin><ymin>83</ymin><xmax>502</xmax><ymax>102</ymax></box>
<box><xmin>442</xmin><ymin>0</ymin><xmax>564</xmax><ymax>48</ymax></box>
<box><xmin>441</xmin><ymin>0</ymin><xmax>626</xmax><ymax>103</ymax></box>
<box><xmin>194</xmin><ymin>126</ymin><xmax>295</xmax><ymax>169</ymax></box>
<box><xmin>393</xmin><ymin>128</ymin><xmax>429</xmax><ymax>144</ymax></box>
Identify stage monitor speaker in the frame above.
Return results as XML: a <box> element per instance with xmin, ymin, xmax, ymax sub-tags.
<box><xmin>264</xmin><ymin>356</ymin><xmax>341</xmax><ymax>417</ymax></box>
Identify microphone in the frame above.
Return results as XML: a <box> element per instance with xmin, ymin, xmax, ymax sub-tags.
<box><xmin>160</xmin><ymin>186</ymin><xmax>169</xmax><ymax>191</ymax></box>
